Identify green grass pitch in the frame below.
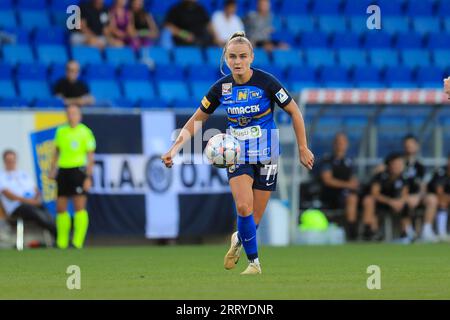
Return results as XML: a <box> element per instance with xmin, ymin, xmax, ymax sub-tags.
<box><xmin>1</xmin><ymin>243</ymin><xmax>449</xmax><ymax>299</ymax></box>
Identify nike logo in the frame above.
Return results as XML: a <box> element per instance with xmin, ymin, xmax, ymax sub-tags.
<box><xmin>266</xmin><ymin>182</ymin><xmax>275</xmax><ymax>186</ymax></box>
<box><xmin>244</xmin><ymin>235</ymin><xmax>256</xmax><ymax>242</ymax></box>
<box><xmin>223</xmin><ymin>95</ymin><xmax>232</xmax><ymax>100</ymax></box>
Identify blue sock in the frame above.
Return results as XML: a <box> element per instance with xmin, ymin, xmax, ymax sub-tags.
<box><xmin>237</xmin><ymin>224</ymin><xmax>258</xmax><ymax>244</ymax></box>
<box><xmin>237</xmin><ymin>214</ymin><xmax>258</xmax><ymax>261</ymax></box>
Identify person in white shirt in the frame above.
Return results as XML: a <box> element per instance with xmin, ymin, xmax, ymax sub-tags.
<box><xmin>0</xmin><ymin>150</ymin><xmax>56</xmax><ymax>238</ymax></box>
<box><xmin>212</xmin><ymin>0</ymin><xmax>245</xmax><ymax>46</ymax></box>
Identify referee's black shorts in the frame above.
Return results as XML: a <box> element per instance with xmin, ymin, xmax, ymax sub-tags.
<box><xmin>56</xmin><ymin>167</ymin><xmax>87</xmax><ymax>197</ymax></box>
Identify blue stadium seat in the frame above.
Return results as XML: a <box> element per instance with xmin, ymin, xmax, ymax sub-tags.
<box><xmin>122</xmin><ymin>81</ymin><xmax>156</xmax><ymax>101</ymax></box>
<box><xmin>48</xmin><ymin>63</ymin><xmax>66</xmax><ymax>84</ymax></box>
<box><xmin>0</xmin><ymin>63</ymin><xmax>13</xmax><ymax>79</ymax></box>
<box><xmin>111</xmin><ymin>98</ymin><xmax>135</xmax><ymax>108</ymax></box>
<box><xmin>173</xmin><ymin>47</ymin><xmax>203</xmax><ymax>67</ymax></box>
<box><xmin>285</xmin><ymin>16</ymin><xmax>315</xmax><ymax>35</ymax></box>
<box><xmin>50</xmin><ymin>0</ymin><xmax>81</xmax><ymax>10</ymax></box>
<box><xmin>343</xmin><ymin>0</ymin><xmax>375</xmax><ymax>15</ymax></box>
<box><xmin>287</xmin><ymin>66</ymin><xmax>317</xmax><ymax>89</ymax></box>
<box><xmin>140</xmin><ymin>46</ymin><xmax>171</xmax><ymax>65</ymax></box>
<box><xmin>395</xmin><ymin>32</ymin><xmax>424</xmax><ymax>49</ymax></box>
<box><xmin>186</xmin><ymin>65</ymin><xmax>217</xmax><ymax>82</ymax></box>
<box><xmin>172</xmin><ymin>98</ymin><xmax>200</xmax><ymax>109</ymax></box>
<box><xmin>205</xmin><ymin>46</ymin><xmax>223</xmax><ymax>66</ymax></box>
<box><xmin>0</xmin><ymin>27</ymin><xmax>29</xmax><ymax>43</ymax></box>
<box><xmin>376</xmin><ymin>0</ymin><xmax>404</xmax><ymax>16</ymax></box>
<box><xmin>19</xmin><ymin>11</ymin><xmax>51</xmax><ymax>30</ymax></box>
<box><xmin>0</xmin><ymin>10</ymin><xmax>17</xmax><ymax>28</ymax></box>
<box><xmin>412</xmin><ymin>18</ymin><xmax>441</xmax><ymax>35</ymax></box>
<box><xmin>343</xmin><ymin>116</ymin><xmax>368</xmax><ymax>157</ymax></box>
<box><xmin>18</xmin><ymin>80</ymin><xmax>51</xmax><ymax>100</ymax></box>
<box><xmin>400</xmin><ymin>50</ymin><xmax>431</xmax><ymax>69</ymax></box>
<box><xmin>253</xmin><ymin>48</ymin><xmax>271</xmax><ymax>65</ymax></box>
<box><xmin>158</xmin><ymin>81</ymin><xmax>190</xmax><ymax>103</ymax></box>
<box><xmin>138</xmin><ymin>98</ymin><xmax>168</xmax><ymax>109</ymax></box>
<box><xmin>305</xmin><ymin>49</ymin><xmax>335</xmax><ymax>68</ymax></box>
<box><xmin>427</xmin><ymin>33</ymin><xmax>450</xmax><ymax>49</ymax></box>
<box><xmin>72</xmin><ymin>46</ymin><xmax>103</xmax><ymax>65</ymax></box>
<box><xmin>258</xmin><ymin>65</ymin><xmax>286</xmax><ymax>83</ymax></box>
<box><xmin>300</xmin><ymin>31</ymin><xmax>329</xmax><ymax>48</ymax></box>
<box><xmin>83</xmin><ymin>63</ymin><xmax>116</xmax><ymax>80</ymax></box>
<box><xmin>16</xmin><ymin>63</ymin><xmax>47</xmax><ymax>80</ymax></box>
<box><xmin>118</xmin><ymin>63</ymin><xmax>151</xmax><ymax>81</ymax></box>
<box><xmin>432</xmin><ymin>50</ymin><xmax>450</xmax><ymax>69</ymax></box>
<box><xmin>376</xmin><ymin>115</ymin><xmax>408</xmax><ymax>157</ymax></box>
<box><xmin>16</xmin><ymin>0</ymin><xmax>47</xmax><ymax>10</ymax></box>
<box><xmin>369</xmin><ymin>49</ymin><xmax>400</xmax><ymax>68</ymax></box>
<box><xmin>272</xmin><ymin>49</ymin><xmax>302</xmax><ymax>68</ymax></box>
<box><xmin>317</xmin><ymin>16</ymin><xmax>347</xmax><ymax>34</ymax></box>
<box><xmin>271</xmin><ymin>31</ymin><xmax>296</xmax><ymax>47</ymax></box>
<box><xmin>319</xmin><ymin>66</ymin><xmax>350</xmax><ymax>87</ymax></box>
<box><xmin>348</xmin><ymin>16</ymin><xmax>369</xmax><ymax>35</ymax></box>
<box><xmin>384</xmin><ymin>66</ymin><xmax>414</xmax><ymax>88</ymax></box>
<box><xmin>89</xmin><ymin>80</ymin><xmax>122</xmax><ymax>100</ymax></box>
<box><xmin>381</xmin><ymin>17</ymin><xmax>410</xmax><ymax>35</ymax></box>
<box><xmin>36</xmin><ymin>45</ymin><xmax>68</xmax><ymax>65</ymax></box>
<box><xmin>154</xmin><ymin>64</ymin><xmax>185</xmax><ymax>81</ymax></box>
<box><xmin>352</xmin><ymin>66</ymin><xmax>382</xmax><ymax>87</ymax></box>
<box><xmin>0</xmin><ymin>97</ymin><xmax>28</xmax><ymax>108</ymax></box>
<box><xmin>363</xmin><ymin>32</ymin><xmax>392</xmax><ymax>49</ymax></box>
<box><xmin>416</xmin><ymin>66</ymin><xmax>444</xmax><ymax>88</ymax></box>
<box><xmin>437</xmin><ymin>0</ymin><xmax>450</xmax><ymax>16</ymax></box>
<box><xmin>148</xmin><ymin>0</ymin><xmax>179</xmax><ymax>16</ymax></box>
<box><xmin>191</xmin><ymin>81</ymin><xmax>211</xmax><ymax>100</ymax></box>
<box><xmin>331</xmin><ymin>32</ymin><xmax>361</xmax><ymax>48</ymax></box>
<box><xmin>0</xmin><ymin>0</ymin><xmax>13</xmax><ymax>10</ymax></box>
<box><xmin>105</xmin><ymin>47</ymin><xmax>136</xmax><ymax>66</ymax></box>
<box><xmin>279</xmin><ymin>0</ymin><xmax>310</xmax><ymax>15</ymax></box>
<box><xmin>443</xmin><ymin>19</ymin><xmax>450</xmax><ymax>33</ymax></box>
<box><xmin>405</xmin><ymin>0</ymin><xmax>435</xmax><ymax>16</ymax></box>
<box><xmin>33</xmin><ymin>27</ymin><xmax>66</xmax><ymax>44</ymax></box>
<box><xmin>0</xmin><ymin>80</ymin><xmax>17</xmax><ymax>98</ymax></box>
<box><xmin>311</xmin><ymin>0</ymin><xmax>342</xmax><ymax>15</ymax></box>
<box><xmin>33</xmin><ymin>97</ymin><xmax>65</xmax><ymax>109</ymax></box>
<box><xmin>2</xmin><ymin>45</ymin><xmax>34</xmax><ymax>64</ymax></box>
<box><xmin>337</xmin><ymin>49</ymin><xmax>367</xmax><ymax>68</ymax></box>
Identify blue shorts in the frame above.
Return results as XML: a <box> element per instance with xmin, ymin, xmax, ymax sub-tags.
<box><xmin>226</xmin><ymin>161</ymin><xmax>279</xmax><ymax>191</ymax></box>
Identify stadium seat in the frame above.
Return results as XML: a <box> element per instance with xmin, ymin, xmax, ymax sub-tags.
<box><xmin>376</xmin><ymin>115</ymin><xmax>408</xmax><ymax>157</ymax></box>
<box><xmin>384</xmin><ymin>66</ymin><xmax>414</xmax><ymax>88</ymax></box>
<box><xmin>154</xmin><ymin>64</ymin><xmax>185</xmax><ymax>81</ymax></box>
<box><xmin>18</xmin><ymin>11</ymin><xmax>51</xmax><ymax>30</ymax></box>
<box><xmin>0</xmin><ymin>63</ymin><xmax>13</xmax><ymax>80</ymax></box>
<box><xmin>140</xmin><ymin>46</ymin><xmax>171</xmax><ymax>65</ymax></box>
<box><xmin>285</xmin><ymin>16</ymin><xmax>315</xmax><ymax>36</ymax></box>
<box><xmin>205</xmin><ymin>46</ymin><xmax>223</xmax><ymax>66</ymax></box>
<box><xmin>18</xmin><ymin>81</ymin><xmax>51</xmax><ymax>100</ymax></box>
<box><xmin>157</xmin><ymin>81</ymin><xmax>190</xmax><ymax>103</ymax></box>
<box><xmin>186</xmin><ymin>65</ymin><xmax>217</xmax><ymax>82</ymax></box>
<box><xmin>33</xmin><ymin>97</ymin><xmax>65</xmax><ymax>109</ymax></box>
<box><xmin>0</xmin><ymin>0</ymin><xmax>13</xmax><ymax>10</ymax></box>
<box><xmin>352</xmin><ymin>66</ymin><xmax>382</xmax><ymax>87</ymax></box>
<box><xmin>16</xmin><ymin>63</ymin><xmax>47</xmax><ymax>80</ymax></box>
<box><xmin>287</xmin><ymin>66</ymin><xmax>317</xmax><ymax>89</ymax></box>
<box><xmin>0</xmin><ymin>27</ymin><xmax>30</xmax><ymax>44</ymax></box>
<box><xmin>191</xmin><ymin>81</ymin><xmax>211</xmax><ymax>100</ymax></box>
<box><xmin>337</xmin><ymin>49</ymin><xmax>367</xmax><ymax>68</ymax></box>
<box><xmin>395</xmin><ymin>32</ymin><xmax>424</xmax><ymax>49</ymax></box>
<box><xmin>271</xmin><ymin>31</ymin><xmax>296</xmax><ymax>47</ymax></box>
<box><xmin>0</xmin><ymin>80</ymin><xmax>17</xmax><ymax>98</ymax></box>
<box><xmin>258</xmin><ymin>65</ymin><xmax>286</xmax><ymax>83</ymax></box>
<box><xmin>363</xmin><ymin>32</ymin><xmax>392</xmax><ymax>49</ymax></box>
<box><xmin>33</xmin><ymin>27</ymin><xmax>66</xmax><ymax>45</ymax></box>
<box><xmin>381</xmin><ymin>17</ymin><xmax>411</xmax><ymax>35</ymax></box>
<box><xmin>0</xmin><ymin>97</ymin><xmax>28</xmax><ymax>108</ymax></box>
<box><xmin>48</xmin><ymin>63</ymin><xmax>66</xmax><ymax>84</ymax></box>
<box><xmin>432</xmin><ymin>50</ymin><xmax>450</xmax><ymax>69</ymax></box>
<box><xmin>2</xmin><ymin>45</ymin><xmax>34</xmax><ymax>64</ymax></box>
<box><xmin>173</xmin><ymin>47</ymin><xmax>203</xmax><ymax>67</ymax></box>
<box><xmin>400</xmin><ymin>50</ymin><xmax>431</xmax><ymax>69</ymax></box>
<box><xmin>305</xmin><ymin>49</ymin><xmax>335</xmax><ymax>68</ymax></box>
<box><xmin>71</xmin><ymin>46</ymin><xmax>103</xmax><ymax>65</ymax></box>
<box><xmin>319</xmin><ymin>66</ymin><xmax>350</xmax><ymax>88</ymax></box>
<box><xmin>138</xmin><ymin>98</ymin><xmax>168</xmax><ymax>109</ymax></box>
<box><xmin>118</xmin><ymin>63</ymin><xmax>152</xmax><ymax>81</ymax></box>
<box><xmin>279</xmin><ymin>0</ymin><xmax>310</xmax><ymax>15</ymax></box>
<box><xmin>111</xmin><ymin>98</ymin><xmax>135</xmax><ymax>108</ymax></box>
<box><xmin>331</xmin><ymin>32</ymin><xmax>361</xmax><ymax>48</ymax></box>
<box><xmin>311</xmin><ymin>0</ymin><xmax>342</xmax><ymax>15</ymax></box>
<box><xmin>405</xmin><ymin>0</ymin><xmax>435</xmax><ymax>16</ymax></box>
<box><xmin>0</xmin><ymin>10</ymin><xmax>17</xmax><ymax>28</ymax></box>
<box><xmin>50</xmin><ymin>0</ymin><xmax>81</xmax><ymax>10</ymax></box>
<box><xmin>376</xmin><ymin>0</ymin><xmax>404</xmax><ymax>16</ymax></box>
<box><xmin>343</xmin><ymin>0</ymin><xmax>375</xmax><ymax>15</ymax></box>
<box><xmin>36</xmin><ymin>45</ymin><xmax>68</xmax><ymax>66</ymax></box>
<box><xmin>89</xmin><ymin>80</ymin><xmax>122</xmax><ymax>100</ymax></box>
<box><xmin>416</xmin><ymin>66</ymin><xmax>444</xmax><ymax>88</ymax></box>
<box><xmin>272</xmin><ymin>49</ymin><xmax>302</xmax><ymax>68</ymax></box>
<box><xmin>317</xmin><ymin>16</ymin><xmax>347</xmax><ymax>34</ymax></box>
<box><xmin>122</xmin><ymin>81</ymin><xmax>156</xmax><ymax>101</ymax></box>
<box><xmin>150</xmin><ymin>0</ymin><xmax>182</xmax><ymax>16</ymax></box>
<box><xmin>369</xmin><ymin>49</ymin><xmax>400</xmax><ymax>68</ymax></box>
<box><xmin>84</xmin><ymin>63</ymin><xmax>117</xmax><ymax>80</ymax></box>
<box><xmin>343</xmin><ymin>116</ymin><xmax>368</xmax><ymax>156</ymax></box>
<box><xmin>412</xmin><ymin>18</ymin><xmax>441</xmax><ymax>35</ymax></box>
<box><xmin>253</xmin><ymin>48</ymin><xmax>271</xmax><ymax>66</ymax></box>
<box><xmin>300</xmin><ymin>31</ymin><xmax>329</xmax><ymax>48</ymax></box>
<box><xmin>427</xmin><ymin>33</ymin><xmax>450</xmax><ymax>49</ymax></box>
<box><xmin>348</xmin><ymin>16</ymin><xmax>369</xmax><ymax>35</ymax></box>
<box><xmin>105</xmin><ymin>47</ymin><xmax>136</xmax><ymax>66</ymax></box>
<box><xmin>16</xmin><ymin>0</ymin><xmax>47</xmax><ymax>10</ymax></box>
<box><xmin>172</xmin><ymin>98</ymin><xmax>200</xmax><ymax>109</ymax></box>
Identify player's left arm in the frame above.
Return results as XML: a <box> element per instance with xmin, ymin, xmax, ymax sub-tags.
<box><xmin>283</xmin><ymin>100</ymin><xmax>314</xmax><ymax>170</ymax></box>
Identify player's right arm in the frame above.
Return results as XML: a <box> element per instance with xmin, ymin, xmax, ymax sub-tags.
<box><xmin>161</xmin><ymin>108</ymin><xmax>210</xmax><ymax>168</ymax></box>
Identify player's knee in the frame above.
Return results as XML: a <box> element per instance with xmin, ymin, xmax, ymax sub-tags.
<box><xmin>236</xmin><ymin>202</ymin><xmax>253</xmax><ymax>216</ymax></box>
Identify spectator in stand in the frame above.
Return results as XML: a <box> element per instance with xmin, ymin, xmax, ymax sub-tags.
<box><xmin>130</xmin><ymin>0</ymin><xmax>159</xmax><ymax>48</ymax></box>
<box><xmin>70</xmin><ymin>0</ymin><xmax>115</xmax><ymax>49</ymax></box>
<box><xmin>109</xmin><ymin>0</ymin><xmax>139</xmax><ymax>48</ymax></box>
<box><xmin>212</xmin><ymin>0</ymin><xmax>245</xmax><ymax>46</ymax></box>
<box><xmin>54</xmin><ymin>61</ymin><xmax>94</xmax><ymax>107</ymax></box>
<box><xmin>244</xmin><ymin>0</ymin><xmax>288</xmax><ymax>51</ymax></box>
<box><xmin>319</xmin><ymin>133</ymin><xmax>360</xmax><ymax>241</ymax></box>
<box><xmin>165</xmin><ymin>0</ymin><xmax>219</xmax><ymax>46</ymax></box>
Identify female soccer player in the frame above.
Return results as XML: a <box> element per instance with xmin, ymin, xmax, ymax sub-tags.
<box><xmin>161</xmin><ymin>31</ymin><xmax>314</xmax><ymax>275</ymax></box>
<box><xmin>49</xmin><ymin>104</ymin><xmax>96</xmax><ymax>249</ymax></box>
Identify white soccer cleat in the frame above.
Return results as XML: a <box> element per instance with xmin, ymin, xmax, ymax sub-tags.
<box><xmin>224</xmin><ymin>231</ymin><xmax>242</xmax><ymax>270</ymax></box>
<box><xmin>420</xmin><ymin>230</ymin><xmax>439</xmax><ymax>243</ymax></box>
<box><xmin>240</xmin><ymin>262</ymin><xmax>262</xmax><ymax>275</ymax></box>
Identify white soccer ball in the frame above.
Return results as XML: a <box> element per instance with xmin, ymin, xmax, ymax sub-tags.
<box><xmin>204</xmin><ymin>133</ymin><xmax>241</xmax><ymax>168</ymax></box>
